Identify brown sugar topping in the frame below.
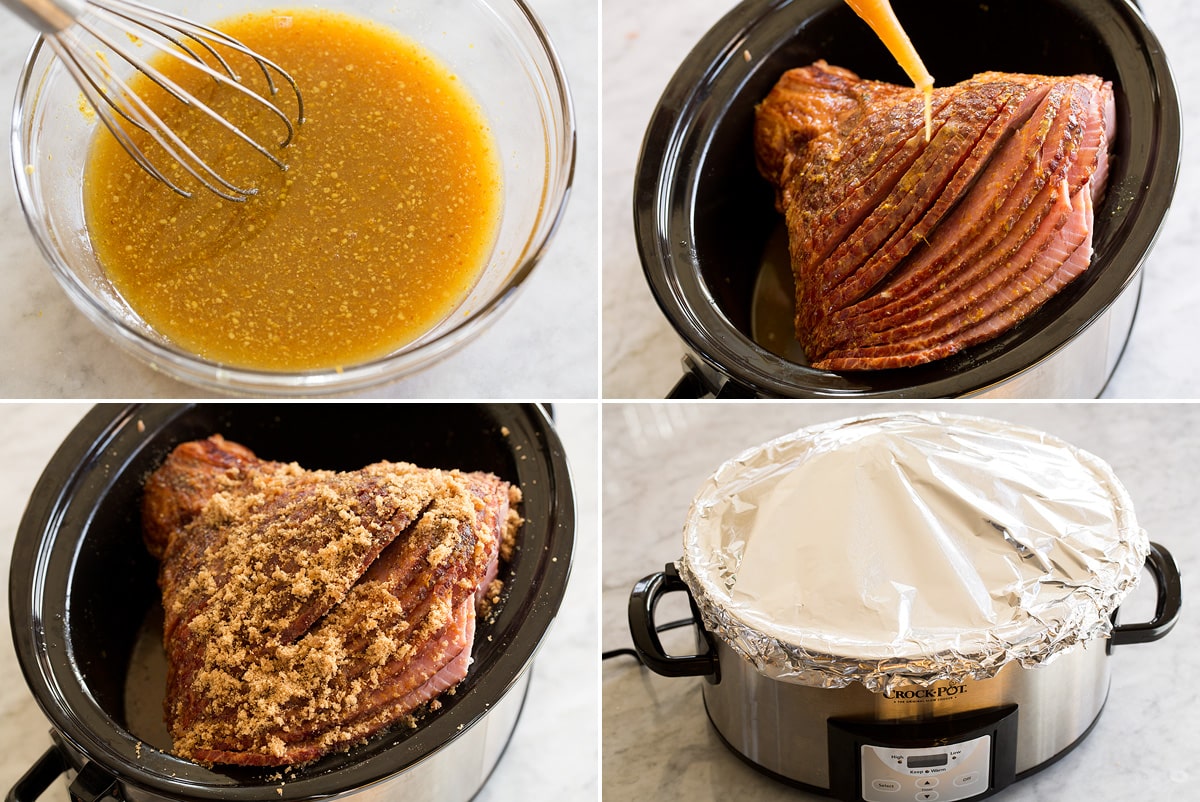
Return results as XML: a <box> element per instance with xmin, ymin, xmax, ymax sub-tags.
<box><xmin>144</xmin><ymin>436</ymin><xmax>516</xmax><ymax>765</ymax></box>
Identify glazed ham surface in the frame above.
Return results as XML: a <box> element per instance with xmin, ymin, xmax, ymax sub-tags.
<box><xmin>141</xmin><ymin>435</ymin><xmax>512</xmax><ymax>766</ymax></box>
<box><xmin>754</xmin><ymin>62</ymin><xmax>1114</xmax><ymax>370</ymax></box>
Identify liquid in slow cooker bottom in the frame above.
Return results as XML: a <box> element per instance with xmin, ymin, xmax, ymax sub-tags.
<box><xmin>123</xmin><ymin>603</ymin><xmax>172</xmax><ymax>752</ymax></box>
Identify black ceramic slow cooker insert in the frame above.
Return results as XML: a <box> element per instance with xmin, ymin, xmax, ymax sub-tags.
<box><xmin>635</xmin><ymin>0</ymin><xmax>1180</xmax><ymax>398</ymax></box>
<box><xmin>7</xmin><ymin>403</ymin><xmax>575</xmax><ymax>802</ymax></box>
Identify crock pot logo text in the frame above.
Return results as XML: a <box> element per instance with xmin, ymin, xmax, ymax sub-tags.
<box><xmin>890</xmin><ymin>686</ymin><xmax>968</xmax><ymax>700</ymax></box>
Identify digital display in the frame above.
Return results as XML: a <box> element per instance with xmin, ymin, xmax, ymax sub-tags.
<box><xmin>907</xmin><ymin>753</ymin><xmax>949</xmax><ymax>769</ymax></box>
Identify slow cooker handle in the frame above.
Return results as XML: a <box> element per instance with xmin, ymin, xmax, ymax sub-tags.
<box><xmin>5</xmin><ymin>738</ymin><xmax>122</xmax><ymax>802</ymax></box>
<box><xmin>667</xmin><ymin>357</ymin><xmax>757</xmax><ymax>399</ymax></box>
<box><xmin>5</xmin><ymin>747</ymin><xmax>65</xmax><ymax>802</ymax></box>
<box><xmin>629</xmin><ymin>563</ymin><xmax>719</xmax><ymax>678</ymax></box>
<box><xmin>1111</xmin><ymin>541</ymin><xmax>1181</xmax><ymax>646</ymax></box>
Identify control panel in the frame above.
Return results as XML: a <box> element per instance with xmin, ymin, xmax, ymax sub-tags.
<box><xmin>827</xmin><ymin>705</ymin><xmax>1018</xmax><ymax>802</ymax></box>
<box><xmin>860</xmin><ymin>735</ymin><xmax>990</xmax><ymax>802</ymax></box>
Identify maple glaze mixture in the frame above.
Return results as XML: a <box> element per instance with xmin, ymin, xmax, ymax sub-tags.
<box><xmin>844</xmin><ymin>0</ymin><xmax>934</xmax><ymax>138</ymax></box>
<box><xmin>83</xmin><ymin>9</ymin><xmax>502</xmax><ymax>371</ymax></box>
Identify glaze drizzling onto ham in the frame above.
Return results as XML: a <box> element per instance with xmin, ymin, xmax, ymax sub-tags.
<box><xmin>141</xmin><ymin>435</ymin><xmax>520</xmax><ymax>766</ymax></box>
<box><xmin>754</xmin><ymin>62</ymin><xmax>1114</xmax><ymax>370</ymax></box>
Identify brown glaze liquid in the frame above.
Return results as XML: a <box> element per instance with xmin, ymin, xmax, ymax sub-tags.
<box><xmin>843</xmin><ymin>0</ymin><xmax>935</xmax><ymax>139</ymax></box>
<box><xmin>83</xmin><ymin>9</ymin><xmax>502</xmax><ymax>372</ymax></box>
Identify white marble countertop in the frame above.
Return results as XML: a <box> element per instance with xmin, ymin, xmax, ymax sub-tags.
<box><xmin>603</xmin><ymin>402</ymin><xmax>1200</xmax><ymax>800</ymax></box>
<box><xmin>0</xmin><ymin>0</ymin><xmax>597</xmax><ymax>399</ymax></box>
<box><xmin>0</xmin><ymin>402</ymin><xmax>598</xmax><ymax>801</ymax></box>
<box><xmin>602</xmin><ymin>0</ymin><xmax>1200</xmax><ymax>399</ymax></box>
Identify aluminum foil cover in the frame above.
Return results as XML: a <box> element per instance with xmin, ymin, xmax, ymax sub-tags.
<box><xmin>678</xmin><ymin>412</ymin><xmax>1149</xmax><ymax>692</ymax></box>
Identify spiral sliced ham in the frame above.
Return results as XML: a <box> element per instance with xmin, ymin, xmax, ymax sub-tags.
<box><xmin>141</xmin><ymin>435</ymin><xmax>514</xmax><ymax>766</ymax></box>
<box><xmin>754</xmin><ymin>61</ymin><xmax>1114</xmax><ymax>370</ymax></box>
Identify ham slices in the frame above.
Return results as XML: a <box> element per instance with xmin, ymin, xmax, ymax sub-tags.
<box><xmin>754</xmin><ymin>61</ymin><xmax>1114</xmax><ymax>370</ymax></box>
<box><xmin>141</xmin><ymin>435</ymin><xmax>516</xmax><ymax>766</ymax></box>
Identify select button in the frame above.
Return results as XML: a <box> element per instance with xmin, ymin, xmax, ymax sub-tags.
<box><xmin>872</xmin><ymin>779</ymin><xmax>901</xmax><ymax>792</ymax></box>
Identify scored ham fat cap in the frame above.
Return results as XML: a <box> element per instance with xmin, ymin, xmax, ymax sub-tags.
<box><xmin>754</xmin><ymin>61</ymin><xmax>1114</xmax><ymax>370</ymax></box>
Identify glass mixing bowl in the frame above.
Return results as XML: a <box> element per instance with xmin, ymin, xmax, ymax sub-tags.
<box><xmin>10</xmin><ymin>0</ymin><xmax>575</xmax><ymax>395</ymax></box>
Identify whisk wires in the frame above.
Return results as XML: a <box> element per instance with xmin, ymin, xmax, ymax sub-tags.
<box><xmin>44</xmin><ymin>0</ymin><xmax>304</xmax><ymax>201</ymax></box>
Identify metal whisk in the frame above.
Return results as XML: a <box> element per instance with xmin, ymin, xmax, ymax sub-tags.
<box><xmin>4</xmin><ymin>0</ymin><xmax>304</xmax><ymax>201</ymax></box>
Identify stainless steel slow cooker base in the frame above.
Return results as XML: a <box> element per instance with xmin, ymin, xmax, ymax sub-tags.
<box><xmin>630</xmin><ymin>550</ymin><xmax>1180</xmax><ymax>802</ymax></box>
<box><xmin>701</xmin><ymin>639</ymin><xmax>1109</xmax><ymax>794</ymax></box>
<box><xmin>701</xmin><ymin>690</ymin><xmax>1107</xmax><ymax>800</ymax></box>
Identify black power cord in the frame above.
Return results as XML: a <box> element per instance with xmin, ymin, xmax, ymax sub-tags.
<box><xmin>602</xmin><ymin>618</ymin><xmax>695</xmax><ymax>665</ymax></box>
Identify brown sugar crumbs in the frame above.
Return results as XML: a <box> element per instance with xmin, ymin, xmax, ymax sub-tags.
<box><xmin>83</xmin><ymin>9</ymin><xmax>502</xmax><ymax>371</ymax></box>
<box><xmin>143</xmin><ymin>436</ymin><xmax>518</xmax><ymax>766</ymax></box>
<box><xmin>502</xmin><ymin>485</ymin><xmax>523</xmax><ymax>563</ymax></box>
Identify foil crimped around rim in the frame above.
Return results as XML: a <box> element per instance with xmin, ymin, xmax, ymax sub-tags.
<box><xmin>678</xmin><ymin>412</ymin><xmax>1149</xmax><ymax>693</ymax></box>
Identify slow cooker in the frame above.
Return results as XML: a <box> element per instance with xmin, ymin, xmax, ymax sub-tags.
<box><xmin>634</xmin><ymin>0</ymin><xmax>1180</xmax><ymax>398</ymax></box>
<box><xmin>7</xmin><ymin>403</ymin><xmax>575</xmax><ymax>802</ymax></box>
<box><xmin>628</xmin><ymin>413</ymin><xmax>1181</xmax><ymax>801</ymax></box>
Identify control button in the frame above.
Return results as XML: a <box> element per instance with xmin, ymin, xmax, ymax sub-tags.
<box><xmin>872</xmin><ymin>779</ymin><xmax>901</xmax><ymax>792</ymax></box>
<box><xmin>916</xmin><ymin>778</ymin><xmax>939</xmax><ymax>788</ymax></box>
<box><xmin>915</xmin><ymin>792</ymin><xmax>939</xmax><ymax>801</ymax></box>
<box><xmin>954</xmin><ymin>773</ymin><xmax>981</xmax><ymax>787</ymax></box>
